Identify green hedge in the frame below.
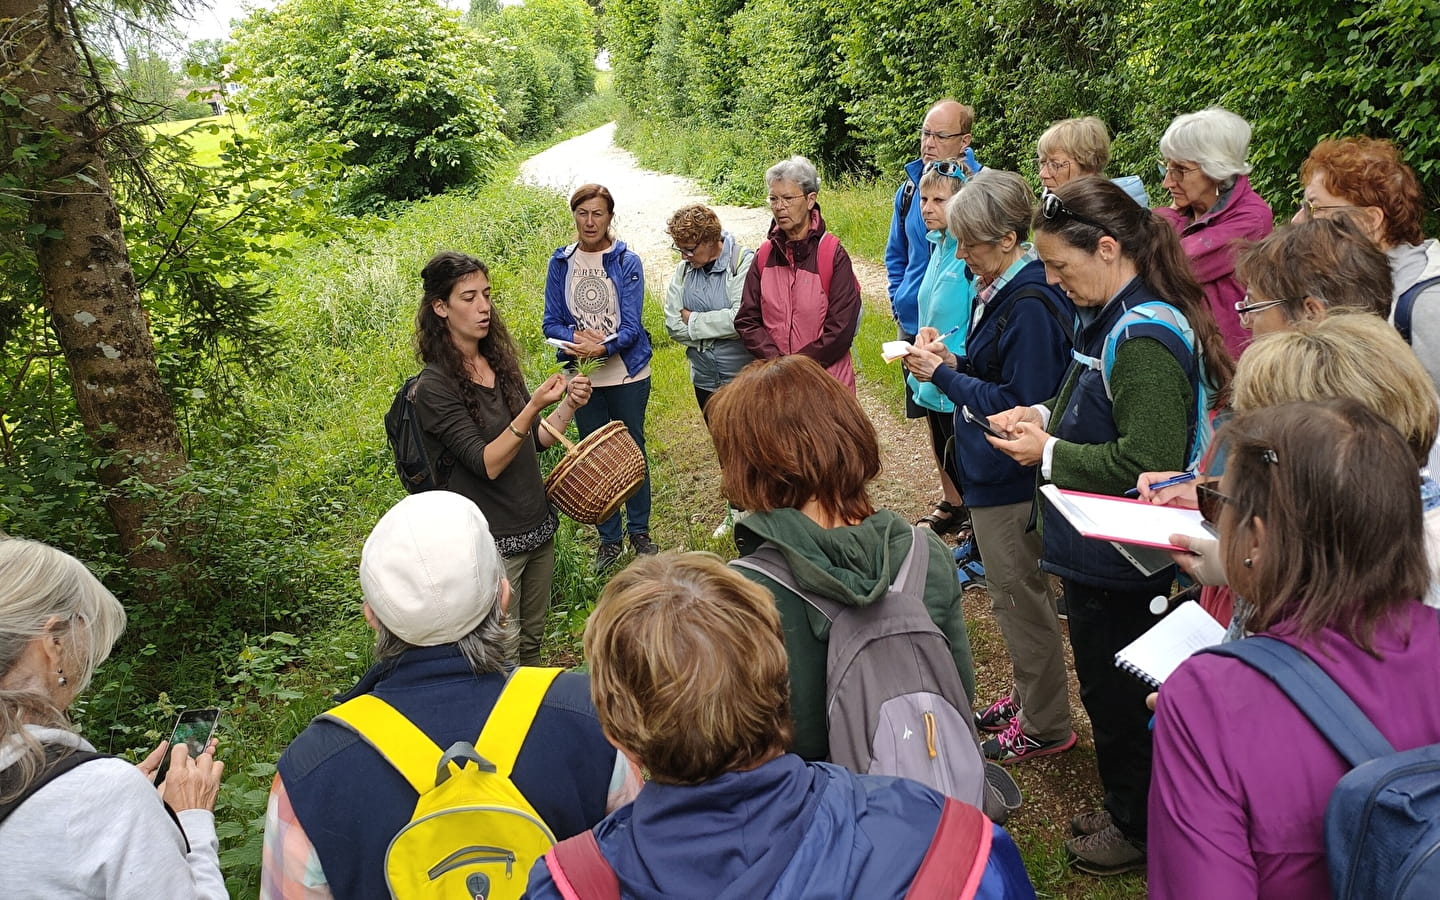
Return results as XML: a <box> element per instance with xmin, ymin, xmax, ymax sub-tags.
<box><xmin>604</xmin><ymin>0</ymin><xmax>1439</xmax><ymax>216</ymax></box>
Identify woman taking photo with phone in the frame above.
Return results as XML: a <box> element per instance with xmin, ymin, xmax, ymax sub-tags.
<box><xmin>543</xmin><ymin>184</ymin><xmax>656</xmax><ymax>573</ymax></box>
<box><xmin>414</xmin><ymin>251</ymin><xmax>592</xmax><ymax>665</ymax></box>
<box><xmin>987</xmin><ymin>176</ymin><xmax>1233</xmax><ymax>876</ymax></box>
<box><xmin>905</xmin><ymin>169</ymin><xmax>1078</xmax><ymax>766</ymax></box>
<box><xmin>0</xmin><ymin>537</ymin><xmax>225</xmax><ymax>897</ymax></box>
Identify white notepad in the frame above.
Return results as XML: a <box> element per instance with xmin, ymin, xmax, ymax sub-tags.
<box><xmin>1114</xmin><ymin>602</ymin><xmax>1226</xmax><ymax>688</ymax></box>
<box><xmin>1040</xmin><ymin>485</ymin><xmax>1214</xmax><ymax>551</ymax></box>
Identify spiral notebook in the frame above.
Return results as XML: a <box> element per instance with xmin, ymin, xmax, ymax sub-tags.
<box><xmin>1114</xmin><ymin>602</ymin><xmax>1226</xmax><ymax>688</ymax></box>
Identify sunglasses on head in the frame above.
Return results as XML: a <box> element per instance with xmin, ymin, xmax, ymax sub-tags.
<box><xmin>1039</xmin><ymin>192</ymin><xmax>1114</xmax><ymax>238</ymax></box>
<box><xmin>926</xmin><ymin>160</ymin><xmax>970</xmax><ymax>181</ymax></box>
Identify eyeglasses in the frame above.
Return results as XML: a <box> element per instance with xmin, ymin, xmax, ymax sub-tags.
<box><xmin>919</xmin><ymin>128</ymin><xmax>971</xmax><ymax>141</ymax></box>
<box><xmin>1036</xmin><ymin>158</ymin><xmax>1072</xmax><ymax>173</ymax></box>
<box><xmin>1195</xmin><ymin>482</ymin><xmax>1234</xmax><ymax>526</ymax></box>
<box><xmin>767</xmin><ymin>193</ymin><xmax>806</xmax><ymax>207</ymax></box>
<box><xmin>1233</xmin><ymin>295</ymin><xmax>1288</xmax><ymax>319</ymax></box>
<box><xmin>1298</xmin><ymin>199</ymin><xmax>1358</xmax><ymax>217</ymax></box>
<box><xmin>1040</xmin><ymin>192</ymin><xmax>1114</xmax><ymax>238</ymax></box>
<box><xmin>671</xmin><ymin>243</ymin><xmax>698</xmax><ymax>259</ymax></box>
<box><xmin>1157</xmin><ymin>162</ymin><xmax>1198</xmax><ymax>180</ymax></box>
<box><xmin>926</xmin><ymin>160</ymin><xmax>970</xmax><ymax>181</ymax></box>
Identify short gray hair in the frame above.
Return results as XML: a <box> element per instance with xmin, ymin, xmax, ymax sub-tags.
<box><xmin>764</xmin><ymin>155</ymin><xmax>820</xmax><ymax>196</ymax></box>
<box><xmin>946</xmin><ymin>169</ymin><xmax>1034</xmax><ymax>246</ymax></box>
<box><xmin>1160</xmin><ymin>107</ymin><xmax>1253</xmax><ymax>185</ymax></box>
<box><xmin>373</xmin><ymin>596</ymin><xmax>517</xmax><ymax>675</ymax></box>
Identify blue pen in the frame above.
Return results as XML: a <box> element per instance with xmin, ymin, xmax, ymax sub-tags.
<box><xmin>1124</xmin><ymin>470</ymin><xmax>1196</xmax><ymax>498</ymax></box>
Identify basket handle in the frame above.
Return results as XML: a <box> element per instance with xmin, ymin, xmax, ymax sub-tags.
<box><xmin>538</xmin><ymin>417</ymin><xmax>577</xmax><ymax>451</ymax></box>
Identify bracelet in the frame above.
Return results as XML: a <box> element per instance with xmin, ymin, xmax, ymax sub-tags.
<box><xmin>507</xmin><ymin>422</ymin><xmax>529</xmax><ymax>440</ymax></box>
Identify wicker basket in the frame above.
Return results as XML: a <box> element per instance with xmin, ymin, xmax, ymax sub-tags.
<box><xmin>540</xmin><ymin>419</ymin><xmax>646</xmax><ymax>525</ymax></box>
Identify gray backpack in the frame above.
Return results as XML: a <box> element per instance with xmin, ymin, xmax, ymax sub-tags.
<box><xmin>732</xmin><ymin>528</ymin><xmax>988</xmax><ymax>810</ymax></box>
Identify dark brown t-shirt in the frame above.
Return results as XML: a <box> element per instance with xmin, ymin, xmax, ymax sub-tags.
<box><xmin>411</xmin><ymin>364</ymin><xmax>549</xmax><ymax>538</ymax></box>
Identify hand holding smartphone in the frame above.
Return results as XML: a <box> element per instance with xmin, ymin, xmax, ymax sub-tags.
<box><xmin>153</xmin><ymin>708</ymin><xmax>220</xmax><ymax>787</ymax></box>
<box><xmin>962</xmin><ymin>405</ymin><xmax>1014</xmax><ymax>441</ymax></box>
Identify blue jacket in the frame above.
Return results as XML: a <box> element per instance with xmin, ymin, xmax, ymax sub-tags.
<box><xmin>543</xmin><ymin>240</ymin><xmax>652</xmax><ymax>377</ymax></box>
<box><xmin>884</xmin><ymin>149</ymin><xmax>982</xmax><ymax>334</ymax></box>
<box><xmin>524</xmin><ymin>755</ymin><xmax>1035</xmax><ymax>900</ymax></box>
<box><xmin>1040</xmin><ymin>278</ymin><xmax>1192</xmax><ymax>592</ymax></box>
<box><xmin>906</xmin><ymin>229</ymin><xmax>974</xmax><ymax>413</ymax></box>
<box><xmin>276</xmin><ymin>647</ymin><xmax>618</xmax><ymax>900</ymax></box>
<box><xmin>931</xmin><ymin>260</ymin><xmax>1074</xmax><ymax>508</ymax></box>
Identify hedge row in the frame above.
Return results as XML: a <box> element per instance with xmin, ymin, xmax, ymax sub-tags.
<box><xmin>605</xmin><ymin>0</ymin><xmax>1439</xmax><ymax>214</ymax></box>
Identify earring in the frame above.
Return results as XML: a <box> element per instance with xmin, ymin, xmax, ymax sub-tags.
<box><xmin>1243</xmin><ymin>558</ymin><xmax>1253</xmax><ymax>568</ymax></box>
<box><xmin>57</xmin><ymin>669</ymin><xmax>67</xmax><ymax>687</ymax></box>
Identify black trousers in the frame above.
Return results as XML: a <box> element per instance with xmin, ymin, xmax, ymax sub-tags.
<box><xmin>1063</xmin><ymin>578</ymin><xmax>1161</xmax><ymax>845</ymax></box>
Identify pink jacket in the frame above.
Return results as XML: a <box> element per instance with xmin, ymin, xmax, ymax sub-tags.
<box><xmin>1155</xmin><ymin>175</ymin><xmax>1274</xmax><ymax>359</ymax></box>
<box><xmin>736</xmin><ymin>207</ymin><xmax>861</xmax><ymax>392</ymax></box>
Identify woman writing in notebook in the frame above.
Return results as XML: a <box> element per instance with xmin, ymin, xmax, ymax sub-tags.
<box><xmin>1147</xmin><ymin>398</ymin><xmax>1440</xmax><ymax>898</ymax></box>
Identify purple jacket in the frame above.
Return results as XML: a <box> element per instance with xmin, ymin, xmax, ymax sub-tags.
<box><xmin>1154</xmin><ymin>175</ymin><xmax>1273</xmax><ymax>359</ymax></box>
<box><xmin>1149</xmin><ymin>601</ymin><xmax>1440</xmax><ymax>899</ymax></box>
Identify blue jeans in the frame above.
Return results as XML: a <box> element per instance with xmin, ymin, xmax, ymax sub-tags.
<box><xmin>574</xmin><ymin>377</ymin><xmax>652</xmax><ymax>544</ymax></box>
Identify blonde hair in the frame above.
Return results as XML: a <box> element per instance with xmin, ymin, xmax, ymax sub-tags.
<box><xmin>0</xmin><ymin>538</ymin><xmax>126</xmax><ymax>802</ymax></box>
<box><xmin>1233</xmin><ymin>313</ymin><xmax>1439</xmax><ymax>464</ymax></box>
<box><xmin>1037</xmin><ymin>116</ymin><xmax>1111</xmax><ymax>175</ymax></box>
<box><xmin>585</xmin><ymin>552</ymin><xmax>792</xmax><ymax>784</ymax></box>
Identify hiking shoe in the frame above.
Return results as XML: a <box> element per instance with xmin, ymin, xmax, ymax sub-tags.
<box><xmin>957</xmin><ymin>558</ymin><xmax>987</xmax><ymax>592</ymax></box>
<box><xmin>975</xmin><ymin>696</ymin><xmax>1021</xmax><ymax>733</ymax></box>
<box><xmin>630</xmin><ymin>533</ymin><xmax>659</xmax><ymax>556</ymax></box>
<box><xmin>1065</xmin><ymin>823</ymin><xmax>1146</xmax><ymax>876</ymax></box>
<box><xmin>1071</xmin><ymin>808</ymin><xmax>1114</xmax><ymax>838</ymax></box>
<box><xmin>983</xmin><ymin>718</ymin><xmax>1077</xmax><ymax>764</ymax></box>
<box><xmin>595</xmin><ymin>542</ymin><xmax>624</xmax><ymax>573</ymax></box>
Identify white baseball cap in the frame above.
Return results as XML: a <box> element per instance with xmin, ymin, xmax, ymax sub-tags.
<box><xmin>359</xmin><ymin>492</ymin><xmax>503</xmax><ymax>646</ymax></box>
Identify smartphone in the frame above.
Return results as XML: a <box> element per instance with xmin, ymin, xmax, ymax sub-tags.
<box><xmin>962</xmin><ymin>405</ymin><xmax>1013</xmax><ymax>441</ymax></box>
<box><xmin>154</xmin><ymin>708</ymin><xmax>220</xmax><ymax>786</ymax></box>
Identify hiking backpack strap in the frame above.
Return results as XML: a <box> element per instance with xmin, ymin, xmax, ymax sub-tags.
<box><xmin>1099</xmin><ymin>301</ymin><xmax>1206</xmax><ymax>467</ymax></box>
<box><xmin>899</xmin><ymin>178</ymin><xmax>917</xmax><ymax>221</ymax></box>
<box><xmin>904</xmin><ymin>798</ymin><xmax>993</xmax><ymax>900</ymax></box>
<box><xmin>751</xmin><ymin>233</ymin><xmax>840</xmax><ymax>297</ymax></box>
<box><xmin>323</xmin><ymin>695</ymin><xmax>444</xmax><ymax>793</ymax></box>
<box><xmin>545</xmin><ymin>829</ymin><xmax>622</xmax><ymax>900</ymax></box>
<box><xmin>475</xmin><ymin>666</ymin><xmax>563</xmax><ymax>778</ymax></box>
<box><xmin>984</xmin><ymin>287</ymin><xmax>1077</xmax><ymax>379</ymax></box>
<box><xmin>1394</xmin><ymin>275</ymin><xmax>1440</xmax><ymax>343</ymax></box>
<box><xmin>730</xmin><ymin>543</ymin><xmax>846</xmax><ymax>621</ymax></box>
<box><xmin>0</xmin><ymin>748</ymin><xmax>109</xmax><ymax>827</ymax></box>
<box><xmin>1200</xmin><ymin>638</ymin><xmax>1393</xmax><ymax>767</ymax></box>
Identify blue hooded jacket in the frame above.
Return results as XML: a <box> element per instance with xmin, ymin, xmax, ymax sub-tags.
<box><xmin>525</xmin><ymin>754</ymin><xmax>1035</xmax><ymax>900</ymax></box>
<box><xmin>543</xmin><ymin>239</ymin><xmax>652</xmax><ymax>377</ymax></box>
<box><xmin>884</xmin><ymin>148</ymin><xmax>982</xmax><ymax>335</ymax></box>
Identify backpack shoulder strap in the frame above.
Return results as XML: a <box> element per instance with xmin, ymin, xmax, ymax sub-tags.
<box><xmin>754</xmin><ymin>240</ymin><xmax>772</xmax><ymax>274</ymax></box>
<box><xmin>0</xmin><ymin>748</ymin><xmax>109</xmax><ymax>827</ymax></box>
<box><xmin>544</xmin><ymin>830</ymin><xmax>621</xmax><ymax>900</ymax></box>
<box><xmin>730</xmin><ymin>544</ymin><xmax>846</xmax><ymax>621</ymax></box>
<box><xmin>1200</xmin><ymin>637</ymin><xmax>1393</xmax><ymax>767</ymax></box>
<box><xmin>904</xmin><ymin>798</ymin><xmax>992</xmax><ymax>900</ymax></box>
<box><xmin>986</xmin><ymin>287</ymin><xmax>1075</xmax><ymax>375</ymax></box>
<box><xmin>818</xmin><ymin>231</ymin><xmax>840</xmax><ymax>296</ymax></box>
<box><xmin>322</xmin><ymin>695</ymin><xmax>442</xmax><ymax>794</ymax></box>
<box><xmin>899</xmin><ymin>178</ymin><xmax>917</xmax><ymax>220</ymax></box>
<box><xmin>476</xmin><ymin>666</ymin><xmax>562</xmax><ymax>779</ymax></box>
<box><xmin>889</xmin><ymin>526</ymin><xmax>930</xmax><ymax>600</ymax></box>
<box><xmin>1395</xmin><ymin>275</ymin><xmax>1440</xmax><ymax>343</ymax></box>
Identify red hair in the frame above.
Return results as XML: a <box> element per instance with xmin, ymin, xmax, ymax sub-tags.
<box><xmin>1300</xmin><ymin>138</ymin><xmax>1425</xmax><ymax>247</ymax></box>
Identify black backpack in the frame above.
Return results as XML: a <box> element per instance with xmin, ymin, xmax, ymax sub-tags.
<box><xmin>384</xmin><ymin>374</ymin><xmax>449</xmax><ymax>493</ymax></box>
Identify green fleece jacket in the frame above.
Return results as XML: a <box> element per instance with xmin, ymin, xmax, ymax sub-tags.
<box><xmin>733</xmin><ymin>508</ymin><xmax>977</xmax><ymax>761</ymax></box>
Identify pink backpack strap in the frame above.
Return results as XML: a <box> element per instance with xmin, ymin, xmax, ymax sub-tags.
<box><xmin>754</xmin><ymin>240</ymin><xmax>772</xmax><ymax>274</ymax></box>
<box><xmin>817</xmin><ymin>230</ymin><xmax>839</xmax><ymax>296</ymax></box>
<box><xmin>904</xmin><ymin>799</ymin><xmax>993</xmax><ymax>900</ymax></box>
<box><xmin>544</xmin><ymin>830</ymin><xmax>621</xmax><ymax>900</ymax></box>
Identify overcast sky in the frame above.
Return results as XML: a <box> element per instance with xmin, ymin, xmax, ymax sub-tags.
<box><xmin>178</xmin><ymin>0</ymin><xmax>470</xmax><ymax>42</ymax></box>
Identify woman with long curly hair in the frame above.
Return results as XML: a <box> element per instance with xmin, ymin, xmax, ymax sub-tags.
<box><xmin>412</xmin><ymin>250</ymin><xmax>592</xmax><ymax>665</ymax></box>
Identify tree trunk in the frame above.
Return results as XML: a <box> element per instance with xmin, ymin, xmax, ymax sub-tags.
<box><xmin>1</xmin><ymin>0</ymin><xmax>192</xmax><ymax>583</ymax></box>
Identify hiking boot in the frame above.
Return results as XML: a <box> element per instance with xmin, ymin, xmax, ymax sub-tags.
<box><xmin>1065</xmin><ymin>823</ymin><xmax>1146</xmax><ymax>876</ymax></box>
<box><xmin>975</xmin><ymin>696</ymin><xmax>1021</xmax><ymax>734</ymax></box>
<box><xmin>1071</xmin><ymin>808</ymin><xmax>1113</xmax><ymax>838</ymax></box>
<box><xmin>595</xmin><ymin>542</ymin><xmax>624</xmax><ymax>573</ymax></box>
<box><xmin>630</xmin><ymin>533</ymin><xmax>659</xmax><ymax>556</ymax></box>
<box><xmin>983</xmin><ymin>718</ymin><xmax>1077</xmax><ymax>764</ymax></box>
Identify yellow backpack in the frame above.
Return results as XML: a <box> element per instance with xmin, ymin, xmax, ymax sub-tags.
<box><xmin>323</xmin><ymin>666</ymin><xmax>562</xmax><ymax>900</ymax></box>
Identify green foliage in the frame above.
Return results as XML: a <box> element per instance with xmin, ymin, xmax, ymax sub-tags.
<box><xmin>469</xmin><ymin>0</ymin><xmax>598</xmax><ymax>141</ymax></box>
<box><xmin>231</xmin><ymin>0</ymin><xmax>511</xmax><ymax>211</ymax></box>
<box><xmin>603</xmin><ymin>0</ymin><xmax>663</xmax><ymax>110</ymax></box>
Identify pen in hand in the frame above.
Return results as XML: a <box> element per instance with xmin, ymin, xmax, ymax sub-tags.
<box><xmin>1124</xmin><ymin>471</ymin><xmax>1196</xmax><ymax>498</ymax></box>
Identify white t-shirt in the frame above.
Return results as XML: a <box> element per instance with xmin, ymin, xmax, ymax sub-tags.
<box><xmin>567</xmin><ymin>248</ymin><xmax>630</xmax><ymax>387</ymax></box>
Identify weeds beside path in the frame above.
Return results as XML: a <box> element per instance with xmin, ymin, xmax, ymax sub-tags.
<box><xmin>522</xmin><ymin>123</ymin><xmax>1146</xmax><ymax>898</ymax></box>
